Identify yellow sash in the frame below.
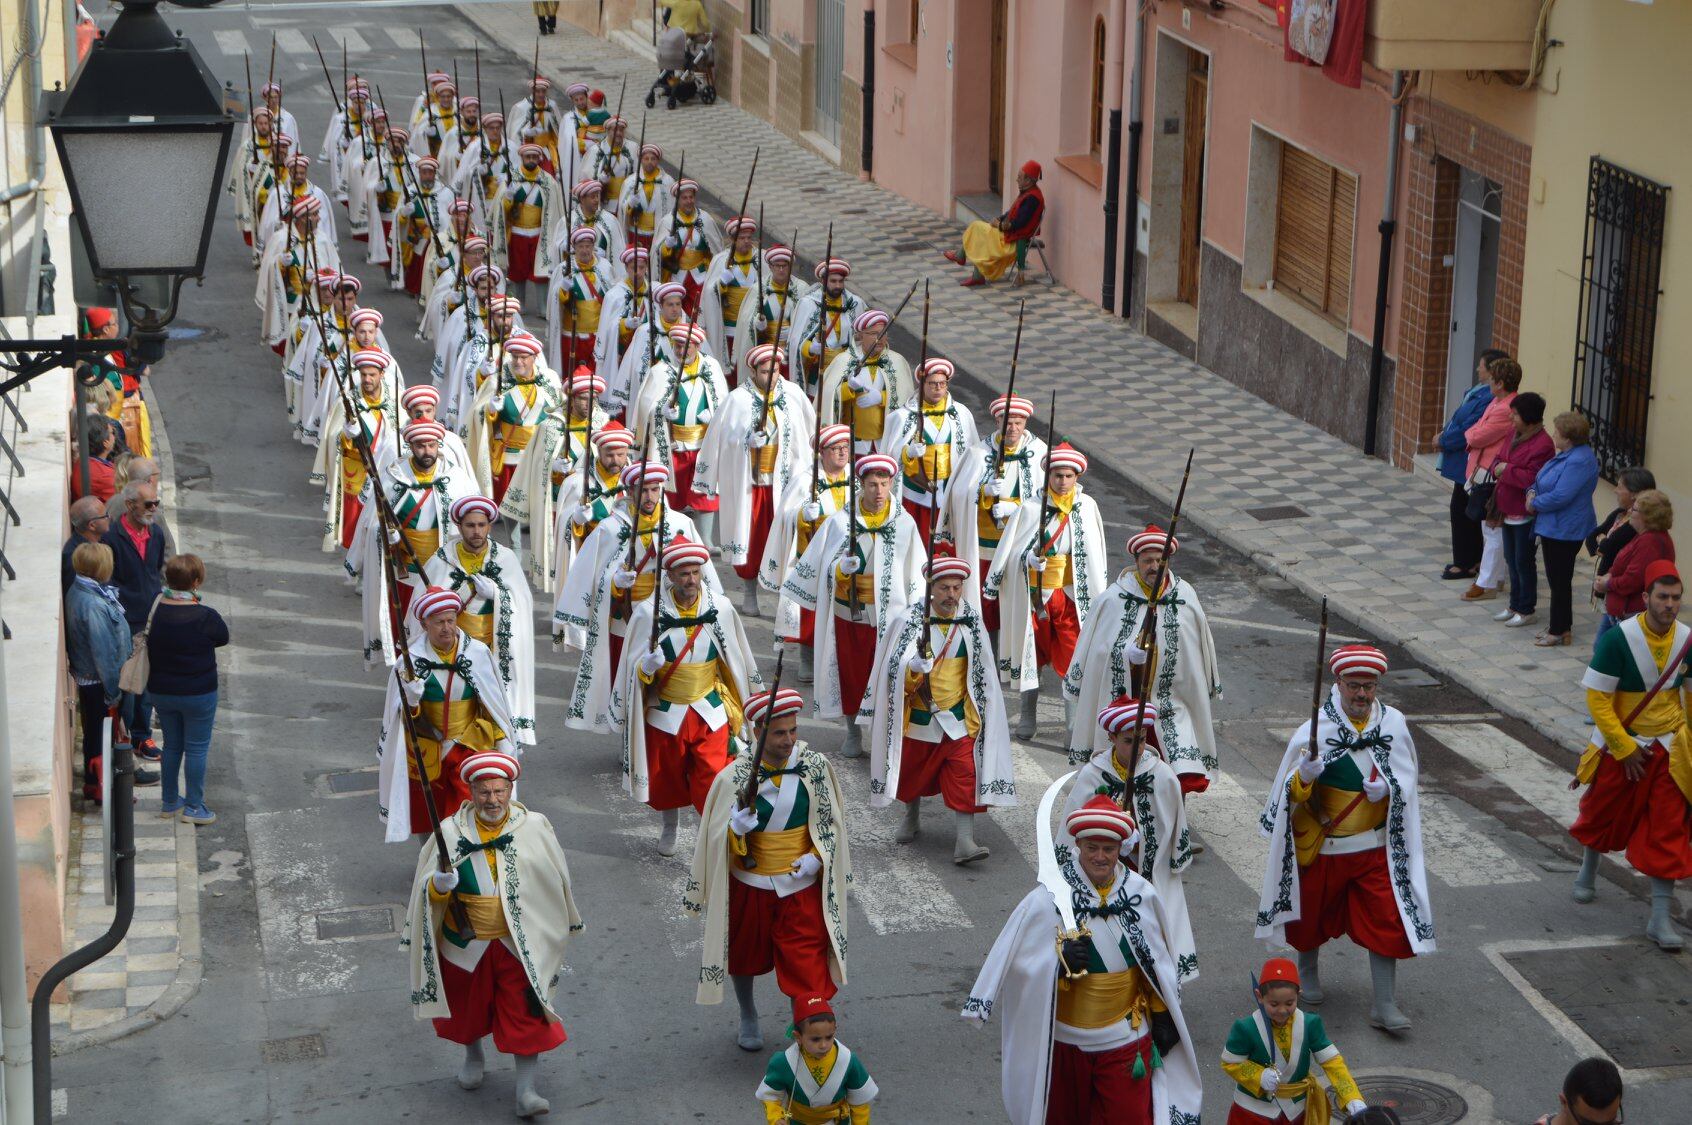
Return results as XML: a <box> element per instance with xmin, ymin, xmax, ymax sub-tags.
<box><xmin>741</xmin><ymin>824</ymin><xmax>812</xmax><ymax>874</ymax></box>
<box><xmin>670</xmin><ymin>422</ymin><xmax>707</xmax><ymax>444</ymax></box>
<box><xmin>1030</xmin><ymin>554</ymin><xmax>1071</xmax><ymax>591</ymax></box>
<box><xmin>1056</xmin><ymin>968</ymin><xmax>1153</xmax><ymax>1030</ymax></box>
<box><xmin>460</xmin><ymin>892</ymin><xmax>511</xmax><ymax>940</ymax></box>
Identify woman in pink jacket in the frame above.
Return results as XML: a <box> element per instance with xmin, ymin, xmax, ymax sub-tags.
<box><xmin>1460</xmin><ymin>357</ymin><xmax>1522</xmax><ymax>603</ymax></box>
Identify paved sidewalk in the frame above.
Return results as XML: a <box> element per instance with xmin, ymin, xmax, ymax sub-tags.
<box><xmin>463</xmin><ymin>6</ymin><xmax>1598</xmax><ymax>755</ymax></box>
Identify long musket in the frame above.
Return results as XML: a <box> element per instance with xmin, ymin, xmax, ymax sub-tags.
<box><xmin>419</xmin><ymin>31</ymin><xmax>440</xmax><ymax>152</ymax></box>
<box><xmin>908</xmin><ymin>279</ymin><xmax>933</xmax><ymax>529</ymax></box>
<box><xmin>647</xmin><ymin>458</ymin><xmax>670</xmax><ymax>653</ymax></box>
<box><xmin>376</xmin><ymin>86</ymin><xmax>449</xmax><ymax>263</ymax></box>
<box><xmin>310</xmin><ymin>36</ymin><xmax>347</xmax><ymax>134</ymax></box>
<box><xmin>526</xmin><ymin>37</ymin><xmax>540</xmax><ymax>131</ymax></box>
<box><xmin>1029</xmin><ymin>390</ymin><xmax>1057</xmax><ymax>622</ymax></box>
<box><xmin>1305</xmin><ymin>598</ymin><xmax>1329</xmax><ymax>760</ymax></box>
<box><xmin>1126</xmin><ymin>448</ymin><xmax>1195</xmax><ymax>781</ymax></box>
<box><xmin>618</xmin><ymin>423</ymin><xmax>657</xmax><ymax>621</ymax></box>
<box><xmin>741</xmin><ymin>649</ymin><xmax>786</xmax><ymax>812</ymax></box>
<box><xmin>994</xmin><ymin>300</ymin><xmax>1027</xmax><ymax>483</ymax></box>
<box><xmin>659</xmin><ymin>152</ymin><xmax>686</xmax><ymax>282</ymax></box>
<box><xmin>497</xmin><ymin>89</ymin><xmax>516</xmax><ymax>182</ymax></box>
<box><xmin>242</xmin><ymin>53</ymin><xmax>260</xmax><ymax>222</ymax></box>
<box><xmin>812</xmin><ymin>221</ymin><xmax>835</xmax><ymax>404</ymax></box>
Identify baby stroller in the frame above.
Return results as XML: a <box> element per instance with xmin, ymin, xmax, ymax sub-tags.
<box><xmin>646</xmin><ymin>21</ymin><xmax>716</xmax><ymax>110</ymax></box>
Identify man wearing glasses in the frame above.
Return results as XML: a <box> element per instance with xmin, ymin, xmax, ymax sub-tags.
<box><xmin>102</xmin><ymin>480</ymin><xmax>168</xmax><ymax>762</ymax></box>
<box><xmin>63</xmin><ymin>496</ymin><xmax>112</xmax><ymax>593</ymax></box>
<box><xmin>1536</xmin><ymin>1057</ymin><xmax>1622</xmax><ymax>1125</ymax></box>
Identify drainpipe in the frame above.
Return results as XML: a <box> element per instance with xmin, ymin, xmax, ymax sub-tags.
<box><xmin>1099</xmin><ymin>0</ymin><xmax>1127</xmax><ymax>311</ymax></box>
<box><xmin>1120</xmin><ymin>0</ymin><xmax>1147</xmax><ymax>321</ymax></box>
<box><xmin>861</xmin><ymin>6</ymin><xmax>875</xmax><ymax>178</ymax></box>
<box><xmin>1363</xmin><ymin>70</ymin><xmax>1406</xmax><ymax>458</ymax></box>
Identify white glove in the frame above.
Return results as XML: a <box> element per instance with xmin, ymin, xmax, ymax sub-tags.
<box><xmin>1344</xmin><ymin>1101</ymin><xmax>1368</xmax><ymax>1118</ymax></box>
<box><xmin>1296</xmin><ymin>756</ymin><xmax>1325</xmax><ymax>784</ymax></box>
<box><xmin>846</xmin><ymin>371</ymin><xmax>869</xmax><ymax>392</ymax></box>
<box><xmin>1259</xmin><ymin>1067</ymin><xmax>1281</xmax><ymax>1096</ymax></box>
<box><xmin>638</xmin><ymin>648</ymin><xmax>667</xmax><ymax>675</ymax></box>
<box><xmin>1118</xmin><ymin>825</ymin><xmax>1142</xmax><ymax>856</ymax></box>
<box><xmin>665</xmin><ymin>403</ymin><xmax>680</xmax><ymax>421</ymax></box>
<box><xmin>906</xmin><ymin>653</ymin><xmax>934</xmax><ymax>675</ymax></box>
<box><xmin>903</xmin><ymin>441</ymin><xmax>925</xmax><ymax>460</ymax></box>
<box><xmin>1362</xmin><ymin>772</ymin><xmax>1390</xmax><ymax>802</ymax></box>
<box><xmin>790</xmin><ymin>852</ymin><xmax>822</xmax><ymax>879</ymax></box>
<box><xmin>551</xmin><ymin>457</ymin><xmax>570</xmax><ymax>474</ymax></box>
<box><xmin>983</xmin><ymin>476</ymin><xmax>1012</xmax><ymax>499</ymax></box>
<box><xmin>401</xmin><ymin>675</ymin><xmax>426</xmax><ymax>708</ymax></box>
<box><xmin>386</xmin><ymin>527</ymin><xmax>402</xmax><ymax>546</ymax></box>
<box><xmin>470</xmin><ymin>574</ymin><xmax>498</xmax><ymax>601</ymax></box>
<box><xmin>729</xmin><ymin>805</ymin><xmax>760</xmax><ymax>835</ymax></box>
<box><xmin>612</xmin><ymin>567</ymin><xmax>638</xmax><ymax>590</ymax></box>
<box><xmin>803</xmin><ymin>340</ymin><xmax>820</xmax><ymax>360</ymax></box>
<box><xmin>853</xmin><ymin>385</ymin><xmax>881</xmax><ymax>408</ymax></box>
<box><xmin>430</xmin><ymin>869</ymin><xmax>460</xmax><ymax>894</ymax></box>
<box><xmin>343</xmin><ymin>420</ymin><xmax>360</xmax><ymax>439</ymax></box>
<box><xmin>1023</xmin><ymin>549</ymin><xmax>1047</xmax><ymax>573</ymax></box>
<box><xmin>570</xmin><ymin>505</ymin><xmax>593</xmax><ymax>528</ymax></box>
<box><xmin>1124</xmin><ymin>641</ymin><xmax>1148</xmax><ymax>666</ymax></box>
<box><xmin>800</xmin><ymin>500</ymin><xmax>823</xmax><ymax>521</ymax></box>
<box><xmin>990</xmin><ymin>501</ymin><xmax>1018</xmax><ymax>522</ymax></box>
<box><xmin>835</xmin><ymin>556</ymin><xmax>861</xmax><ymax>578</ymax></box>
<box><xmin>747</xmin><ymin>429</ymin><xmax>771</xmax><ymax>449</ymax></box>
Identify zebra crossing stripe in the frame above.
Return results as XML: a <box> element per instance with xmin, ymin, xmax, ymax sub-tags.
<box><xmin>213</xmin><ymin>30</ymin><xmax>250</xmax><ymax>58</ymax></box>
<box><xmin>594</xmin><ymin>771</ymin><xmax>701</xmax><ymax>959</ymax></box>
<box><xmin>330</xmin><ymin>29</ymin><xmax>371</xmax><ymax>54</ymax></box>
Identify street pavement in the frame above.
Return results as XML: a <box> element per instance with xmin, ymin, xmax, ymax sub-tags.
<box><xmin>48</xmin><ymin>4</ymin><xmax>1692</xmax><ymax>1123</ymax></box>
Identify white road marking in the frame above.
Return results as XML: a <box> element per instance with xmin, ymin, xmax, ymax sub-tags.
<box><xmin>1187</xmin><ymin>768</ymin><xmax>1269</xmax><ymax>894</ymax></box>
<box><xmin>986</xmin><ymin>742</ymin><xmax>1061</xmax><ymax>874</ymax></box>
<box><xmin>1423</xmin><ymin>721</ymin><xmax>1584</xmax><ymax>828</ymax></box>
<box><xmin>594</xmin><ymin>771</ymin><xmax>700</xmax><ymax>958</ymax></box>
<box><xmin>214</xmin><ymin>30</ymin><xmax>251</xmax><ymax>58</ymax></box>
<box><xmin>330</xmin><ymin>28</ymin><xmax>370</xmax><ymax>54</ymax></box>
<box><xmin>384</xmin><ymin>27</ymin><xmax>416</xmax><ymax>50</ymax></box>
<box><xmin>1207</xmin><ymin>613</ymin><xmax>1363</xmax><ymax>645</ymax></box>
<box><xmin>1418</xmin><ymin>793</ymin><xmax>1540</xmax><ymax>887</ymax></box>
<box><xmin>275</xmin><ymin>28</ymin><xmax>313</xmax><ymax>55</ymax></box>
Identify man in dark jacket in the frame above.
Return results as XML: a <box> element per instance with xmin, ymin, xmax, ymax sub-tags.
<box><xmin>102</xmin><ymin>479</ymin><xmax>165</xmax><ymax>759</ymax></box>
<box><xmin>63</xmin><ymin>496</ymin><xmax>111</xmax><ymax>593</ymax></box>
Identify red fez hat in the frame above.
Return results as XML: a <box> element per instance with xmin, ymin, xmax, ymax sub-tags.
<box><xmin>1020</xmin><ymin>159</ymin><xmax>1043</xmax><ymax>180</ymax></box>
<box><xmin>1259</xmin><ymin>957</ymin><xmax>1300</xmax><ymax>990</ymax></box>
<box><xmin>1645</xmin><ymin>559</ymin><xmax>1682</xmax><ymax>590</ymax></box>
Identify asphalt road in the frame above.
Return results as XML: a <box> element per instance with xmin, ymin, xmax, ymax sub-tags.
<box><xmin>51</xmin><ymin>4</ymin><xmax>1691</xmax><ymax>1122</ymax></box>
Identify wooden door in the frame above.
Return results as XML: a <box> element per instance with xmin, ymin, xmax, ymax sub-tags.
<box><xmin>989</xmin><ymin>0</ymin><xmax>1008</xmax><ymax>187</ymax></box>
<box><xmin>1177</xmin><ymin>57</ymin><xmax>1208</xmax><ymax>305</ymax></box>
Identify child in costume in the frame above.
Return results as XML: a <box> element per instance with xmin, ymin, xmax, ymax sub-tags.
<box><xmin>1220</xmin><ymin>958</ymin><xmax>1368</xmax><ymax>1123</ymax></box>
<box><xmin>755</xmin><ymin>998</ymin><xmax>877</xmax><ymax>1123</ymax></box>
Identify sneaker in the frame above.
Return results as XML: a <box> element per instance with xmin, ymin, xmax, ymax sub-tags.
<box><xmin>180</xmin><ymin>803</ymin><xmax>217</xmax><ymax>826</ymax></box>
<box><xmin>1492</xmin><ymin>607</ymin><xmax>1515</xmax><ymax>621</ymax></box>
<box><xmin>1503</xmin><ymin>611</ymin><xmax>1538</xmax><ymax>628</ymax></box>
<box><xmin>134</xmin><ymin>739</ymin><xmax>162</xmax><ymax>762</ymax></box>
<box><xmin>134</xmin><ymin>767</ymin><xmax>160</xmax><ymax>787</ymax></box>
<box><xmin>1460</xmin><ymin>584</ymin><xmax>1497</xmax><ymax>602</ymax></box>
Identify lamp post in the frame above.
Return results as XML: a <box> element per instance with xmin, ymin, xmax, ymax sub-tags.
<box><xmin>8</xmin><ymin>4</ymin><xmax>233</xmax><ymax>1121</ymax></box>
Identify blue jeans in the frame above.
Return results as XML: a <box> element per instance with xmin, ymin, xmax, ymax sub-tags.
<box><xmin>122</xmin><ymin>689</ymin><xmax>153</xmax><ymax>745</ymax></box>
<box><xmin>1594</xmin><ymin>612</ymin><xmax>1619</xmax><ymax>652</ymax></box>
<box><xmin>151</xmin><ymin>690</ymin><xmax>218</xmax><ymax>809</ymax></box>
<box><xmin>1502</xmin><ymin>522</ymin><xmax>1538</xmax><ymax>615</ymax></box>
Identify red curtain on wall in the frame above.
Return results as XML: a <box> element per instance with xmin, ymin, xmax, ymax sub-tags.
<box><xmin>1283</xmin><ymin>0</ymin><xmax>1366</xmax><ymax>89</ymax></box>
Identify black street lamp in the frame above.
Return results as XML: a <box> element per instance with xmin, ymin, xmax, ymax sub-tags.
<box><xmin>0</xmin><ymin>0</ymin><xmax>233</xmax><ymax>395</ymax></box>
<box><xmin>20</xmin><ymin>5</ymin><xmax>231</xmax><ymax>1122</ymax></box>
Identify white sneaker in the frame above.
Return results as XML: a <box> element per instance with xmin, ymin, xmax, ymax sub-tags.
<box><xmin>1492</xmin><ymin>607</ymin><xmax>1515</xmax><ymax>621</ymax></box>
<box><xmin>1503</xmin><ymin>611</ymin><xmax>1537</xmax><ymax>628</ymax></box>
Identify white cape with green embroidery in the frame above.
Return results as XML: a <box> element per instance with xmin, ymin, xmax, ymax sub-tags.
<box><xmin>1062</xmin><ymin>572</ymin><xmax>1222</xmax><ymax>784</ymax></box>
<box><xmin>684</xmin><ymin>742</ymin><xmax>852</xmax><ymax>1005</ymax></box>
<box><xmin>401</xmin><ymin>802</ymin><xmax>583</xmax><ymax>1022</ymax></box>
<box><xmin>421</xmin><ymin>539</ymin><xmax>537</xmax><ymax>745</ymax></box>
<box><xmin>962</xmin><ymin>856</ymin><xmax>1202</xmax><ymax>1125</ymax></box>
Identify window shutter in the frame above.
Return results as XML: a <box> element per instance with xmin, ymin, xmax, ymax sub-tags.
<box><xmin>1273</xmin><ymin>144</ymin><xmax>1357</xmax><ymax>322</ymax></box>
<box><xmin>1326</xmin><ymin>168</ymin><xmax>1357</xmax><ymax>320</ymax></box>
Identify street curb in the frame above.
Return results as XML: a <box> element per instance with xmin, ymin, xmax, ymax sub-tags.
<box><xmin>54</xmin><ymin>381</ymin><xmax>206</xmax><ymax>1054</ymax></box>
<box><xmin>460</xmin><ymin>3</ymin><xmax>1594</xmax><ymax>757</ymax></box>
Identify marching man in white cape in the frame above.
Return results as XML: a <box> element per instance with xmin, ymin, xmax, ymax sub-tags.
<box><xmin>421</xmin><ymin>496</ymin><xmax>538</xmax><ymax>748</ymax></box>
<box><xmin>817</xmin><ymin>308</ymin><xmax>912</xmax><ymax>457</ymax></box>
<box><xmin>946</xmin><ymin>393</ymin><xmax>1047</xmax><ymax>636</ymax></box>
<box><xmin>375</xmin><ymin>588</ymin><xmax>519</xmax><ymax>845</ymax></box>
<box><xmin>630</xmin><ymin>321</ymin><xmax>729</xmax><ymax>550</ymax></box>
<box><xmin>686</xmin><ymin>687</ymin><xmax>851</xmax><ymax>1052</ymax></box>
<box><xmin>963</xmin><ymin>784</ymin><xmax>1201</xmax><ymax>1125</ymax></box>
<box><xmin>539</xmin><ymin>419</ymin><xmax>631</xmax><ymax>613</ymax></box>
<box><xmin>1064</xmin><ymin>525</ymin><xmax>1222</xmax><ymax>795</ymax></box>
<box><xmin>879</xmin><ymin>356</ymin><xmax>979</xmax><ymax>543</ymax></box>
<box><xmin>987</xmin><ymin>441</ymin><xmax>1106</xmax><ymax>741</ymax></box>
<box><xmin>401</xmin><ymin>750</ymin><xmax>583</xmax><ymax>1120</ymax></box>
<box><xmin>612</xmin><ymin>538</ymin><xmax>762</xmax><ymax>857</ymax></box>
<box><xmin>500</xmin><ymin>368</ymin><xmax>613</xmax><ymax>591</ymax></box>
<box><xmin>1256</xmin><ymin>643</ymin><xmax>1434</xmax><ymax>1033</ymax></box>
<box><xmin>781</xmin><ymin>454</ymin><xmax>923</xmax><ymax>759</ymax></box>
<box><xmin>864</xmin><ymin>548</ymin><xmax>1015</xmax><ymax>864</ymax></box>
<box><xmin>1062</xmin><ymin>698</ymin><xmax>1197</xmax><ymax>985</ymax></box>
<box><xmin>760</xmin><ymin>424</ymin><xmax>854</xmax><ymax>685</ymax></box>
<box><xmin>692</xmin><ymin>342</ymin><xmax>815</xmax><ymax>619</ymax></box>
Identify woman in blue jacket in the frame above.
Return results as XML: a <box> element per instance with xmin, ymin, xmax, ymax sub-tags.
<box><xmin>65</xmin><ymin>542</ymin><xmax>158</xmax><ymax>801</ymax></box>
<box><xmin>1437</xmin><ymin>349</ymin><xmax>1505</xmax><ymax>580</ymax></box>
<box><xmin>1527</xmin><ymin>412</ymin><xmax>1602</xmax><ymax>646</ymax></box>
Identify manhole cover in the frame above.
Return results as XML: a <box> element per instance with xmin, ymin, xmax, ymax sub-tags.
<box><xmin>1246</xmin><ymin>504</ymin><xmax>1310</xmax><ymax>522</ymax></box>
<box><xmin>322</xmin><ymin>768</ymin><xmax>379</xmax><ymax>795</ymax></box>
<box><xmin>1504</xmin><ymin>942</ymin><xmax>1692</xmax><ymax>1069</ymax></box>
<box><xmin>1355</xmin><ymin>1076</ymin><xmax>1467</xmax><ymax>1125</ymax></box>
<box><xmin>1384</xmin><ymin>668</ymin><xmax>1441</xmax><ymax>689</ymax></box>
<box><xmin>315</xmin><ymin>906</ymin><xmax>396</xmax><ymax>941</ymax></box>
<box><xmin>261</xmin><ymin>1034</ymin><xmax>325</xmax><ymax>1063</ymax></box>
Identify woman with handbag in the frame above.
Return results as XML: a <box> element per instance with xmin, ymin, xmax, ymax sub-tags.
<box><xmin>1437</xmin><ymin>348</ymin><xmax>1506</xmax><ymax>581</ymax></box>
<box><xmin>1459</xmin><ymin>357</ymin><xmax>1523</xmax><ymax>604</ymax></box>
<box><xmin>146</xmin><ymin>554</ymin><xmax>229</xmax><ymax>825</ymax></box>
<box><xmin>67</xmin><ymin>543</ymin><xmax>157</xmax><ymax>802</ymax></box>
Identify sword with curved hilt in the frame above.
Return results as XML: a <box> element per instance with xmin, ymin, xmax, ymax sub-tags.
<box><xmin>1036</xmin><ymin>771</ymin><xmax>1090</xmax><ymax>978</ymax></box>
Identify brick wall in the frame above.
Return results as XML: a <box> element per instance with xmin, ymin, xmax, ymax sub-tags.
<box><xmin>1389</xmin><ymin>97</ymin><xmax>1531</xmax><ymax>468</ymax></box>
<box><xmin>840</xmin><ymin>75</ymin><xmax>863</xmax><ymax>174</ymax></box>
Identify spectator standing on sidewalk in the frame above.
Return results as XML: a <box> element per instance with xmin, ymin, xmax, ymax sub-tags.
<box><xmin>1587</xmin><ymin>467</ymin><xmax>1655</xmax><ymax>632</ymax></box>
<box><xmin>1491</xmin><ymin>392</ymin><xmax>1553</xmax><ymax>629</ymax></box>
<box><xmin>1527</xmin><ymin>413</ymin><xmax>1600</xmax><ymax>647</ymax></box>
<box><xmin>102</xmin><ymin>479</ymin><xmax>166</xmax><ymax>763</ymax></box>
<box><xmin>1459</xmin><ymin>357</ymin><xmax>1522</xmax><ymax>604</ymax></box>
<box><xmin>148</xmin><ymin>554</ymin><xmax>229</xmax><ymax>826</ymax></box>
<box><xmin>1437</xmin><ymin>348</ymin><xmax>1505</xmax><ymax>582</ymax></box>
<box><xmin>1535</xmin><ymin>1057</ymin><xmax>1623</xmax><ymax>1125</ymax></box>
<box><xmin>1594</xmin><ymin>489</ymin><xmax>1675</xmax><ymax>636</ymax></box>
<box><xmin>68</xmin><ymin>414</ymin><xmax>119</xmax><ymax>504</ymax></box>
<box><xmin>105</xmin><ymin>455</ymin><xmax>175</xmax><ymax>562</ymax></box>
<box><xmin>62</xmin><ymin>496</ymin><xmax>111</xmax><ymax>593</ymax></box>
<box><xmin>65</xmin><ymin>543</ymin><xmax>157</xmax><ymax>802</ymax></box>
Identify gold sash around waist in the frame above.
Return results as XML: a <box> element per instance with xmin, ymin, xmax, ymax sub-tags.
<box><xmin>339</xmin><ymin>440</ymin><xmax>369</xmax><ymax>494</ymax></box>
<box><xmin>459</xmin><ymin>892</ymin><xmax>511</xmax><ymax>940</ymax></box>
<box><xmin>656</xmin><ymin>657</ymin><xmax>720</xmax><ymax>704</ymax></box>
<box><xmin>675</xmin><ymin>246</ymin><xmax>711</xmax><ymax>273</ymax></box>
<box><xmin>1056</xmin><ymin>968</ymin><xmax>1151</xmax><ymax>1031</ymax></box>
<box><xmin>739</xmin><ymin>824</ymin><xmax>812</xmax><ymax>874</ymax></box>
<box><xmin>749</xmin><ymin>439</ymin><xmax>778</xmax><ymax>476</ymax></box>
<box><xmin>847</xmin><ymin>402</ymin><xmax>883</xmax><ymax>443</ymax></box>
<box><xmin>409</xmin><ymin>701</ymin><xmax>501</xmax><ymax>781</ymax></box>
<box><xmin>401</xmin><ymin>526</ymin><xmax>441</xmax><ymax>569</ymax></box>
<box><xmin>670</xmin><ymin>422</ymin><xmax>707</xmax><ymax>444</ymax></box>
<box><xmin>820</xmin><ymin>344</ymin><xmax>846</xmax><ymax>373</ymax></box>
<box><xmin>510</xmin><ymin>199</ymin><xmax>543</xmax><ymax>229</ymax></box>
<box><xmin>902</xmin><ymin>441</ymin><xmax>952</xmax><ymax>483</ymax></box>
<box><xmin>832</xmin><ymin>572</ymin><xmax>876</xmax><ymax>605</ymax></box>
<box><xmin>460</xmin><ymin>609</ymin><xmax>494</xmax><ymax>648</ymax></box>
<box><xmin>498</xmin><ymin>421</ymin><xmax>537</xmax><ymax>452</ymax></box>
<box><xmin>928</xmin><ymin>655</ymin><xmax>968</xmax><ymax>711</ymax></box>
<box><xmin>1292</xmin><ymin>782</ymin><xmax>1387</xmax><ymax>866</ymax></box>
<box><xmin>1030</xmin><ymin>554</ymin><xmax>1070</xmax><ymax>591</ymax></box>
